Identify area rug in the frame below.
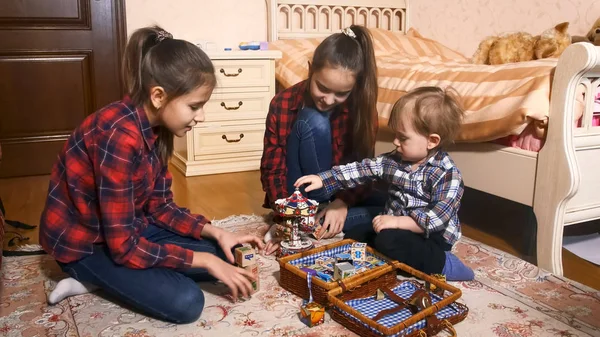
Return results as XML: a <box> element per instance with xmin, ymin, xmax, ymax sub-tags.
<box><xmin>1</xmin><ymin>215</ymin><xmax>599</xmax><ymax>337</ymax></box>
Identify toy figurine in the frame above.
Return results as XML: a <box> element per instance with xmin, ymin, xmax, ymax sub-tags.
<box><xmin>273</xmin><ymin>188</ymin><xmax>318</xmax><ymax>256</ymax></box>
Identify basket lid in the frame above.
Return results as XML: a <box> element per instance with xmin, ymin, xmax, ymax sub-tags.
<box><xmin>275</xmin><ymin>188</ymin><xmax>319</xmax><ymax>217</ymax></box>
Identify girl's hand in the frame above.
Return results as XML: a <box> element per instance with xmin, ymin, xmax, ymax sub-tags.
<box><xmin>195</xmin><ymin>253</ymin><xmax>256</xmax><ymax>301</ymax></box>
<box><xmin>315</xmin><ymin>199</ymin><xmax>348</xmax><ymax>239</ymax></box>
<box><xmin>217</xmin><ymin>230</ymin><xmax>264</xmax><ymax>264</ymax></box>
<box><xmin>263</xmin><ymin>240</ymin><xmax>281</xmax><ymax>256</ymax></box>
<box><xmin>294</xmin><ymin>175</ymin><xmax>324</xmax><ymax>192</ymax></box>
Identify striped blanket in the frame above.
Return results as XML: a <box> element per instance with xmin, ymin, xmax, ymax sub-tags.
<box><xmin>269</xmin><ymin>28</ymin><xmax>560</xmax><ymax>142</ymax></box>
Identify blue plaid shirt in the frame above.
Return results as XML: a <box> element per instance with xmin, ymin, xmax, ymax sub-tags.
<box><xmin>318</xmin><ymin>150</ymin><xmax>464</xmax><ymax>245</ymax></box>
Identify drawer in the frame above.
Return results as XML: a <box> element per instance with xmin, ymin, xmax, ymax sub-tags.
<box><xmin>213</xmin><ymin>59</ymin><xmax>271</xmax><ymax>88</ymax></box>
<box><xmin>205</xmin><ymin>91</ymin><xmax>271</xmax><ymax>122</ymax></box>
<box><xmin>193</xmin><ymin>123</ymin><xmax>265</xmax><ymax>157</ymax></box>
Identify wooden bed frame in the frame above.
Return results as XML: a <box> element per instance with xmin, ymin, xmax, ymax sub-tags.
<box><xmin>267</xmin><ymin>0</ymin><xmax>600</xmax><ymax>276</ymax></box>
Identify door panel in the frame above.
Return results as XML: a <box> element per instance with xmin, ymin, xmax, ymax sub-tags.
<box><xmin>0</xmin><ymin>0</ymin><xmax>126</xmax><ymax>177</ymax></box>
<box><xmin>0</xmin><ymin>0</ymin><xmax>90</xmax><ymax>29</ymax></box>
<box><xmin>0</xmin><ymin>52</ymin><xmax>92</xmax><ymax>137</ymax></box>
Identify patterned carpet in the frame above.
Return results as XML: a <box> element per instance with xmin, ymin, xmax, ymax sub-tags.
<box><xmin>1</xmin><ymin>215</ymin><xmax>599</xmax><ymax>337</ymax></box>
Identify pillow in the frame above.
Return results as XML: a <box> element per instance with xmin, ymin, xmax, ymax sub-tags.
<box><xmin>269</xmin><ymin>27</ymin><xmax>469</xmax><ymax>89</ymax></box>
<box><xmin>370</xmin><ymin>28</ymin><xmax>468</xmax><ymax>62</ymax></box>
<box><xmin>269</xmin><ymin>38</ymin><xmax>319</xmax><ymax>88</ymax></box>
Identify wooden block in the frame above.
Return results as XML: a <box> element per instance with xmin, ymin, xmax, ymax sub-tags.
<box><xmin>315</xmin><ymin>256</ymin><xmax>335</xmax><ymax>267</ymax></box>
<box><xmin>333</xmin><ymin>262</ymin><xmax>355</xmax><ymax>280</ymax></box>
<box><xmin>235</xmin><ymin>246</ymin><xmax>256</xmax><ymax>267</ymax></box>
<box><xmin>300</xmin><ymin>301</ymin><xmax>325</xmax><ymax>327</ymax></box>
<box><xmin>351</xmin><ymin>242</ymin><xmax>367</xmax><ymax>262</ymax></box>
<box><xmin>244</xmin><ymin>263</ymin><xmax>260</xmax><ymax>294</ymax></box>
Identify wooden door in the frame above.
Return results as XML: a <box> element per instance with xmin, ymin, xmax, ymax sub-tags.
<box><xmin>0</xmin><ymin>0</ymin><xmax>126</xmax><ymax>177</ymax></box>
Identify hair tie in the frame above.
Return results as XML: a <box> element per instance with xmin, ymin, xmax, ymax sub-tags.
<box><xmin>156</xmin><ymin>30</ymin><xmax>173</xmax><ymax>43</ymax></box>
<box><xmin>342</xmin><ymin>27</ymin><xmax>357</xmax><ymax>39</ymax></box>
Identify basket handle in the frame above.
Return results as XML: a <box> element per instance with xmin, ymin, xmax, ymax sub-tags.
<box><xmin>441</xmin><ymin>319</ymin><xmax>457</xmax><ymax>337</ymax></box>
<box><xmin>390</xmin><ymin>261</ymin><xmax>461</xmax><ymax>295</ymax></box>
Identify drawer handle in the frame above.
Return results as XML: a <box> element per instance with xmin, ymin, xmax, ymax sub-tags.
<box><xmin>222</xmin><ymin>133</ymin><xmax>244</xmax><ymax>143</ymax></box>
<box><xmin>221</xmin><ymin>101</ymin><xmax>243</xmax><ymax>110</ymax></box>
<box><xmin>220</xmin><ymin>68</ymin><xmax>242</xmax><ymax>77</ymax></box>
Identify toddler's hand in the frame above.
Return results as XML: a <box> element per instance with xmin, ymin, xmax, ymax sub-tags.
<box><xmin>372</xmin><ymin>215</ymin><xmax>424</xmax><ymax>234</ymax></box>
<box><xmin>294</xmin><ymin>175</ymin><xmax>324</xmax><ymax>192</ymax></box>
<box><xmin>372</xmin><ymin>215</ymin><xmax>401</xmax><ymax>233</ymax></box>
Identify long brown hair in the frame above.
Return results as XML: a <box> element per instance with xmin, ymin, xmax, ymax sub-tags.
<box><xmin>308</xmin><ymin>25</ymin><xmax>378</xmax><ymax>158</ymax></box>
<box><xmin>122</xmin><ymin>26</ymin><xmax>216</xmax><ymax>163</ymax></box>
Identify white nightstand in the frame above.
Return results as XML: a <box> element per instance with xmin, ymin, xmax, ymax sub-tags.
<box><xmin>172</xmin><ymin>50</ymin><xmax>282</xmax><ymax>176</ymax></box>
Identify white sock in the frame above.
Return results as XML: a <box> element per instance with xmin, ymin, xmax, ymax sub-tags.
<box><xmin>48</xmin><ymin>277</ymin><xmax>98</xmax><ymax>304</ymax></box>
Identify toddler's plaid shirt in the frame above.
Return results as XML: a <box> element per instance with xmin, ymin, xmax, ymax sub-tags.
<box><xmin>318</xmin><ymin>150</ymin><xmax>464</xmax><ymax>245</ymax></box>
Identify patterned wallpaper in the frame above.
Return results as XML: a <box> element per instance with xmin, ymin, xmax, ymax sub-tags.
<box><xmin>125</xmin><ymin>0</ymin><xmax>268</xmax><ymax>50</ymax></box>
<box><xmin>125</xmin><ymin>0</ymin><xmax>599</xmax><ymax>58</ymax></box>
<box><xmin>410</xmin><ymin>0</ymin><xmax>600</xmax><ymax>58</ymax></box>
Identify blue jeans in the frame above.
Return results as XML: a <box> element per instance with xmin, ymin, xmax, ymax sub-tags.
<box><xmin>286</xmin><ymin>107</ymin><xmax>386</xmax><ymax>233</ymax></box>
<box><xmin>286</xmin><ymin>107</ymin><xmax>332</xmax><ymax>202</ymax></box>
<box><xmin>57</xmin><ymin>224</ymin><xmax>233</xmax><ymax>324</ymax></box>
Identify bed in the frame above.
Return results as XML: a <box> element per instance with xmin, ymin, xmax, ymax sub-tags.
<box><xmin>266</xmin><ymin>0</ymin><xmax>600</xmax><ymax>276</ymax></box>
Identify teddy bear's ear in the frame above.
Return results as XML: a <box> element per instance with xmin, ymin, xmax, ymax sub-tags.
<box><xmin>540</xmin><ymin>45</ymin><xmax>558</xmax><ymax>59</ymax></box>
<box><xmin>555</xmin><ymin>22</ymin><xmax>569</xmax><ymax>33</ymax></box>
<box><xmin>586</xmin><ymin>18</ymin><xmax>600</xmax><ymax>41</ymax></box>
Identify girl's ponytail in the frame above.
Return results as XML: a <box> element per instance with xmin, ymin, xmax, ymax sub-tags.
<box><xmin>310</xmin><ymin>25</ymin><xmax>378</xmax><ymax>159</ymax></box>
<box><xmin>122</xmin><ymin>26</ymin><xmax>164</xmax><ymax>104</ymax></box>
<box><xmin>348</xmin><ymin>25</ymin><xmax>378</xmax><ymax>158</ymax></box>
<box><xmin>121</xmin><ymin>26</ymin><xmax>215</xmax><ymax>163</ymax></box>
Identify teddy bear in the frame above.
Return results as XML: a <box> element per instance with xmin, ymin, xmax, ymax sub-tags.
<box><xmin>571</xmin><ymin>17</ymin><xmax>600</xmax><ymax>46</ymax></box>
<box><xmin>472</xmin><ymin>22</ymin><xmax>571</xmax><ymax>65</ymax></box>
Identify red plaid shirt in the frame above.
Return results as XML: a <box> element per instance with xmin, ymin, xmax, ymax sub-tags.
<box><xmin>260</xmin><ymin>80</ymin><xmax>376</xmax><ymax>208</ymax></box>
<box><xmin>40</xmin><ymin>97</ymin><xmax>209</xmax><ymax>270</ymax></box>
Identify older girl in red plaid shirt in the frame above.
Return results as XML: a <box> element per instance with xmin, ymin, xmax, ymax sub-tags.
<box><xmin>261</xmin><ymin>26</ymin><xmax>387</xmax><ymax>253</ymax></box>
<box><xmin>40</xmin><ymin>26</ymin><xmax>263</xmax><ymax>323</ymax></box>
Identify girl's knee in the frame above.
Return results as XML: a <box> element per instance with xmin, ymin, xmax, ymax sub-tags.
<box><xmin>295</xmin><ymin>108</ymin><xmax>330</xmax><ymax>134</ymax></box>
<box><xmin>167</xmin><ymin>286</ymin><xmax>205</xmax><ymax>324</ymax></box>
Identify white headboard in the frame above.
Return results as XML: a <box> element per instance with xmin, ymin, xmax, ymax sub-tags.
<box><xmin>267</xmin><ymin>0</ymin><xmax>409</xmax><ymax>41</ymax></box>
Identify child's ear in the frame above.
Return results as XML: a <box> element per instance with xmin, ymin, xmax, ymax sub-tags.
<box><xmin>427</xmin><ymin>133</ymin><xmax>441</xmax><ymax>150</ymax></box>
<box><xmin>149</xmin><ymin>86</ymin><xmax>167</xmax><ymax>110</ymax></box>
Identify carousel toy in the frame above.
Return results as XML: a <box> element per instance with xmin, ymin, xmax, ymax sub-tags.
<box><xmin>274</xmin><ymin>188</ymin><xmax>319</xmax><ymax>256</ymax></box>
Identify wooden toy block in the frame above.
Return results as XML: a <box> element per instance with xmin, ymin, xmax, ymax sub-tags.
<box><xmin>351</xmin><ymin>242</ymin><xmax>367</xmax><ymax>262</ymax></box>
<box><xmin>244</xmin><ymin>263</ymin><xmax>260</xmax><ymax>294</ymax></box>
<box><xmin>335</xmin><ymin>252</ymin><xmax>353</xmax><ymax>264</ymax></box>
<box><xmin>235</xmin><ymin>246</ymin><xmax>257</xmax><ymax>267</ymax></box>
<box><xmin>333</xmin><ymin>261</ymin><xmax>355</xmax><ymax>280</ymax></box>
<box><xmin>300</xmin><ymin>300</ymin><xmax>325</xmax><ymax>327</ymax></box>
<box><xmin>315</xmin><ymin>256</ymin><xmax>335</xmax><ymax>267</ymax></box>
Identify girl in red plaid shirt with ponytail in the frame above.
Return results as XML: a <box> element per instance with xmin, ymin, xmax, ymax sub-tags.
<box><xmin>261</xmin><ymin>26</ymin><xmax>387</xmax><ymax>254</ymax></box>
<box><xmin>40</xmin><ymin>26</ymin><xmax>263</xmax><ymax>323</ymax></box>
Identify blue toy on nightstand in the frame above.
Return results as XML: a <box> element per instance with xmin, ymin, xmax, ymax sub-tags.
<box><xmin>239</xmin><ymin>41</ymin><xmax>261</xmax><ymax>50</ymax></box>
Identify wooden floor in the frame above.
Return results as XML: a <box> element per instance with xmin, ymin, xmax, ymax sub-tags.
<box><xmin>1</xmin><ymin>167</ymin><xmax>599</xmax><ymax>290</ymax></box>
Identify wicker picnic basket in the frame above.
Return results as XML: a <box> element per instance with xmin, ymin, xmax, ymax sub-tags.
<box><xmin>278</xmin><ymin>238</ymin><xmax>397</xmax><ymax>306</ymax></box>
<box><xmin>327</xmin><ymin>261</ymin><xmax>468</xmax><ymax>337</ymax></box>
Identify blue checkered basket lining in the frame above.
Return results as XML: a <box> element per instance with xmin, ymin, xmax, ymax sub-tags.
<box><xmin>334</xmin><ymin>281</ymin><xmax>466</xmax><ymax>337</ymax></box>
<box><xmin>288</xmin><ymin>244</ymin><xmax>381</xmax><ymax>269</ymax></box>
